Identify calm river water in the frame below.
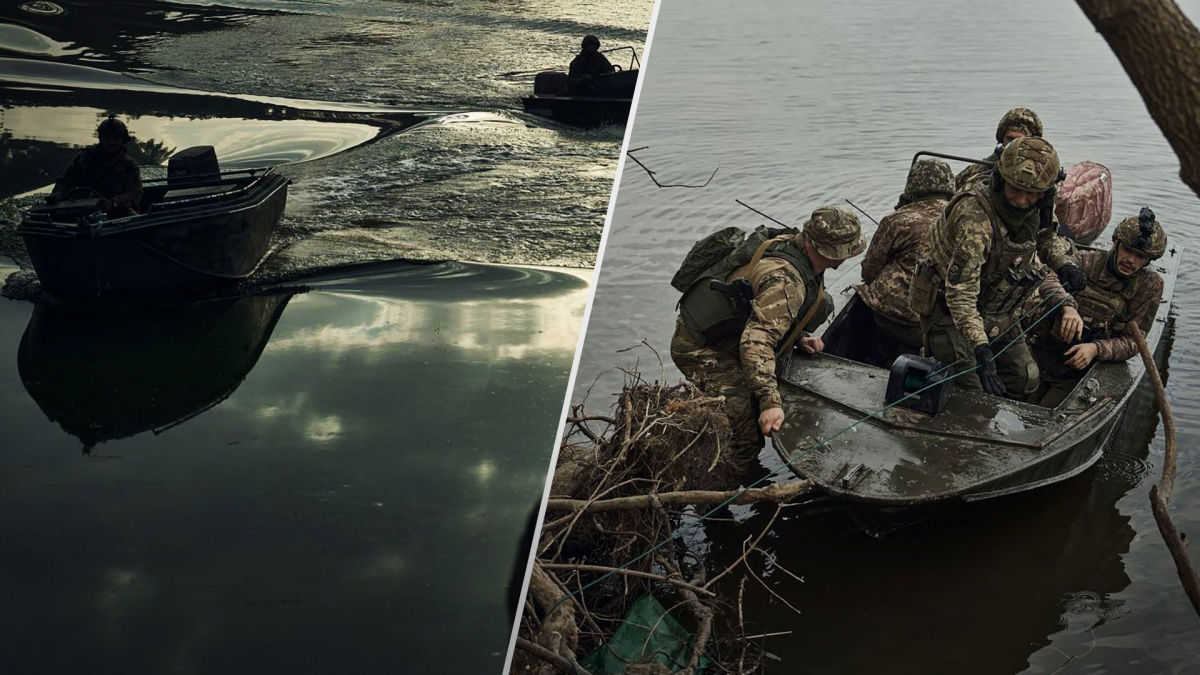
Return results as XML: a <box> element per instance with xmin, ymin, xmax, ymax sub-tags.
<box><xmin>0</xmin><ymin>260</ymin><xmax>589</xmax><ymax>673</ymax></box>
<box><xmin>577</xmin><ymin>0</ymin><xmax>1200</xmax><ymax>671</ymax></box>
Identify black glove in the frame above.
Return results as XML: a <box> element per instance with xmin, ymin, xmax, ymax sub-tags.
<box><xmin>974</xmin><ymin>344</ymin><xmax>1007</xmax><ymax>397</ymax></box>
<box><xmin>1056</xmin><ymin>262</ymin><xmax>1087</xmax><ymax>293</ymax></box>
<box><xmin>1038</xmin><ymin>186</ymin><xmax>1057</xmax><ymax>232</ymax></box>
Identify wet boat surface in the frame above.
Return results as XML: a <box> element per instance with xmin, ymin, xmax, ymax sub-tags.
<box><xmin>773</xmin><ymin>244</ymin><xmax>1181</xmax><ymax>504</ymax></box>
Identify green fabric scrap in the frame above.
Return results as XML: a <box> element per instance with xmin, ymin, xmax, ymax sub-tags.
<box><xmin>580</xmin><ymin>593</ymin><xmax>708</xmax><ymax>674</ymax></box>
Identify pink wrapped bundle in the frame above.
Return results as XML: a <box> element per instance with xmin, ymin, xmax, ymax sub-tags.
<box><xmin>1055</xmin><ymin>161</ymin><xmax>1113</xmax><ymax>244</ymax></box>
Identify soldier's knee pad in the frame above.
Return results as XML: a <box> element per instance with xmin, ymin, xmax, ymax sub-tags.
<box><xmin>1022</xmin><ymin>359</ymin><xmax>1040</xmax><ymax>396</ymax></box>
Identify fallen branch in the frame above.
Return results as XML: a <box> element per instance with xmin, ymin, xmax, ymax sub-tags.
<box><xmin>540</xmin><ymin>563</ymin><xmax>718</xmax><ymax>598</ymax></box>
<box><xmin>516</xmin><ymin>638</ymin><xmax>595</xmax><ymax>675</ymax></box>
<box><xmin>545</xmin><ymin>480</ymin><xmax>812</xmax><ymax>513</ymax></box>
<box><xmin>1131</xmin><ymin>322</ymin><xmax>1200</xmax><ymax>616</ymax></box>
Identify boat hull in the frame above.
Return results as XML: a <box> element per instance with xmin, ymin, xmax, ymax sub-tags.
<box><xmin>19</xmin><ymin>171</ymin><xmax>288</xmax><ymax>300</ymax></box>
<box><xmin>522</xmin><ymin>95</ymin><xmax>632</xmax><ymax>127</ymax></box>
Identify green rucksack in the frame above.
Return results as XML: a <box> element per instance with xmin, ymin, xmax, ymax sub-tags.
<box><xmin>670</xmin><ymin>224</ymin><xmax>797</xmax><ymax>293</ymax></box>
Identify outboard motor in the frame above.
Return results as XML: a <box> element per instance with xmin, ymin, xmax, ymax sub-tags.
<box><xmin>884</xmin><ymin>354</ymin><xmax>951</xmax><ymax>415</ymax></box>
<box><xmin>168</xmin><ymin>146</ymin><xmax>220</xmax><ymax>186</ymax></box>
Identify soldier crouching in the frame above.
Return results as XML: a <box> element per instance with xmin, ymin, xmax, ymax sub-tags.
<box><xmin>1030</xmin><ymin>209</ymin><xmax>1168</xmax><ymax>406</ymax></box>
<box><xmin>670</xmin><ymin>206</ymin><xmax>866</xmax><ymax>471</ymax></box>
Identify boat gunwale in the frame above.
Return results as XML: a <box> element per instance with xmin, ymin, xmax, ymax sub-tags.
<box><xmin>17</xmin><ymin>172</ymin><xmax>289</xmax><ymax>239</ymax></box>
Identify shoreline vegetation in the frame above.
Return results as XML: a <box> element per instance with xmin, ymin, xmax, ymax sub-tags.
<box><xmin>513</xmin><ymin>358</ymin><xmax>812</xmax><ymax>675</ymax></box>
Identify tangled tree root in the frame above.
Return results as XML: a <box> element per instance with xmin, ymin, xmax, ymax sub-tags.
<box><xmin>512</xmin><ymin>370</ymin><xmax>811</xmax><ymax>674</ymax></box>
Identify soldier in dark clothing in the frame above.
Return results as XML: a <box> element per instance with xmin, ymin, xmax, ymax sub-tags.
<box><xmin>49</xmin><ymin>116</ymin><xmax>142</xmax><ymax>218</ymax></box>
<box><xmin>568</xmin><ymin>35</ymin><xmax>614</xmax><ymax>91</ymax></box>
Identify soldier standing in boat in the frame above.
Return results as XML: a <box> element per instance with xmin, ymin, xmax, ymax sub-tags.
<box><xmin>958</xmin><ymin>108</ymin><xmax>1088</xmax><ymax>295</ymax></box>
<box><xmin>910</xmin><ymin>136</ymin><xmax>1083</xmax><ymax>400</ymax></box>
<box><xmin>568</xmin><ymin>35</ymin><xmax>615</xmax><ymax>91</ymax></box>
<box><xmin>48</xmin><ymin>116</ymin><xmax>142</xmax><ymax>218</ymax></box>
<box><xmin>855</xmin><ymin>158</ymin><xmax>955</xmax><ymax>358</ymax></box>
<box><xmin>670</xmin><ymin>206</ymin><xmax>866</xmax><ymax>470</ymax></box>
<box><xmin>1029</xmin><ymin>209</ymin><xmax>1167</xmax><ymax>406</ymax></box>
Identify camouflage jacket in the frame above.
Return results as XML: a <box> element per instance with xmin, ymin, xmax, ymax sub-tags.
<box><xmin>959</xmin><ymin>168</ymin><xmax>1075</xmax><ymax>272</ymax></box>
<box><xmin>857</xmin><ymin>196</ymin><xmax>946</xmax><ymax>324</ymax></box>
<box><xmin>740</xmin><ymin>255</ymin><xmax>813</xmax><ymax>411</ymax></box>
<box><xmin>929</xmin><ymin>190</ymin><xmax>1075</xmax><ymax>348</ymax></box>
<box><xmin>51</xmin><ymin>146</ymin><xmax>142</xmax><ymax>208</ymax></box>
<box><xmin>1067</xmin><ymin>249</ymin><xmax>1163</xmax><ymax>361</ymax></box>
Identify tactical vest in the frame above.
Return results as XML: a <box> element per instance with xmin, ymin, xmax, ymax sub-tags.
<box><xmin>1072</xmin><ymin>251</ymin><xmax>1141</xmax><ymax>335</ymax></box>
<box><xmin>678</xmin><ymin>237</ymin><xmax>831</xmax><ymax>353</ymax></box>
<box><xmin>948</xmin><ymin>191</ymin><xmax>1044</xmax><ymax>318</ymax></box>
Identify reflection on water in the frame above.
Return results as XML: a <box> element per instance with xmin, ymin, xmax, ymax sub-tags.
<box><xmin>0</xmin><ymin>262</ymin><xmax>587</xmax><ymax>673</ymax></box>
<box><xmin>18</xmin><ymin>290</ymin><xmax>295</xmax><ymax>449</ymax></box>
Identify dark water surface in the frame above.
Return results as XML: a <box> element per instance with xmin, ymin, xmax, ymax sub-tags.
<box><xmin>578</xmin><ymin>0</ymin><xmax>1200</xmax><ymax>671</ymax></box>
<box><xmin>0</xmin><ymin>260</ymin><xmax>589</xmax><ymax>673</ymax></box>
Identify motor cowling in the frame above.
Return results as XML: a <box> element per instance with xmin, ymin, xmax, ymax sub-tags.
<box><xmin>168</xmin><ymin>146</ymin><xmax>220</xmax><ymax>185</ymax></box>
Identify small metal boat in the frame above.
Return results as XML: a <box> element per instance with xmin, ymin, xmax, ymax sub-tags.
<box><xmin>521</xmin><ymin>47</ymin><xmax>640</xmax><ymax>127</ymax></box>
<box><xmin>18</xmin><ymin>145</ymin><xmax>288</xmax><ymax>300</ymax></box>
<box><xmin>773</xmin><ymin>243</ymin><xmax>1180</xmax><ymax>505</ymax></box>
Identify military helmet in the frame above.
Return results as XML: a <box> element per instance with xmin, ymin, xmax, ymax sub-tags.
<box><xmin>1113</xmin><ymin>207</ymin><xmax>1168</xmax><ymax>260</ymax></box>
<box><xmin>995</xmin><ymin>107</ymin><xmax>1043</xmax><ymax>143</ymax></box>
<box><xmin>582</xmin><ymin>35</ymin><xmax>600</xmax><ymax>50</ymax></box>
<box><xmin>803</xmin><ymin>205</ymin><xmax>866</xmax><ymax>260</ymax></box>
<box><xmin>97</xmin><ymin>116</ymin><xmax>130</xmax><ymax>143</ymax></box>
<box><xmin>903</xmin><ymin>158</ymin><xmax>954</xmax><ymax>201</ymax></box>
<box><xmin>996</xmin><ymin>136</ymin><xmax>1060</xmax><ymax>193</ymax></box>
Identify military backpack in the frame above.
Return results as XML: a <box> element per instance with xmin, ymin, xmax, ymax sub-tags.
<box><xmin>672</xmin><ymin>225</ymin><xmax>830</xmax><ymax>355</ymax></box>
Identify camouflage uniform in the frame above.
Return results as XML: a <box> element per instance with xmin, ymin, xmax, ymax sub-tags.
<box><xmin>917</xmin><ymin>138</ymin><xmax>1077</xmax><ymax>399</ymax></box>
<box><xmin>959</xmin><ymin>162</ymin><xmax>1077</xmax><ymax>278</ymax></box>
<box><xmin>1031</xmin><ymin>214</ymin><xmax>1167</xmax><ymax>405</ymax></box>
<box><xmin>51</xmin><ymin>145</ymin><xmax>142</xmax><ymax>212</ymax></box>
<box><xmin>857</xmin><ymin>159</ymin><xmax>953</xmax><ymax>354</ymax></box>
<box><xmin>671</xmin><ymin>207</ymin><xmax>865</xmax><ymax>465</ymax></box>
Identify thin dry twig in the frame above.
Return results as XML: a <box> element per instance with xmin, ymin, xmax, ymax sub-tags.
<box><xmin>626</xmin><ymin>146</ymin><xmax>719</xmax><ymax>189</ymax></box>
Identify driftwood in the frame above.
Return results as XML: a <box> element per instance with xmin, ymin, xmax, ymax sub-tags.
<box><xmin>512</xmin><ymin>372</ymin><xmax>802</xmax><ymax>674</ymax></box>
<box><xmin>544</xmin><ymin>480</ymin><xmax>812</xmax><ymax>514</ymax></box>
<box><xmin>1130</xmin><ymin>322</ymin><xmax>1200</xmax><ymax>616</ymax></box>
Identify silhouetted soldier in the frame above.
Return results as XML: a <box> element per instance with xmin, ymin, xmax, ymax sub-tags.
<box><xmin>568</xmin><ymin>35</ymin><xmax>614</xmax><ymax>92</ymax></box>
<box><xmin>49</xmin><ymin>116</ymin><xmax>142</xmax><ymax>218</ymax></box>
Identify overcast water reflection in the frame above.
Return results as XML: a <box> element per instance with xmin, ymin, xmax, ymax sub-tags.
<box><xmin>0</xmin><ymin>262</ymin><xmax>588</xmax><ymax>673</ymax></box>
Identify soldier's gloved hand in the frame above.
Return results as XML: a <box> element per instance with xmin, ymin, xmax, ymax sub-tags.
<box><xmin>973</xmin><ymin>344</ymin><xmax>1007</xmax><ymax>397</ymax></box>
<box><xmin>1057</xmin><ymin>263</ymin><xmax>1087</xmax><ymax>293</ymax></box>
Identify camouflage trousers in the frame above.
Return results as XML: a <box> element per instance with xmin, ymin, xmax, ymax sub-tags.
<box><xmin>921</xmin><ymin>300</ymin><xmax>1040</xmax><ymax>400</ymax></box>
<box><xmin>669</xmin><ymin>317</ymin><xmax>763</xmax><ymax>468</ymax></box>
